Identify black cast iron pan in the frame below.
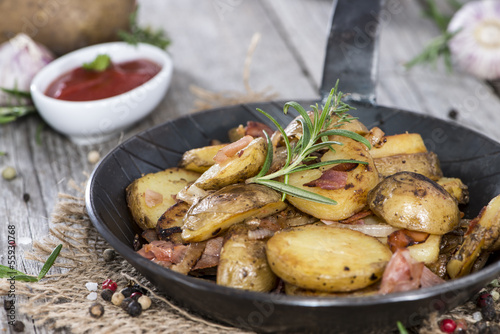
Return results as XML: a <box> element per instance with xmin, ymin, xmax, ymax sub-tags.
<box><xmin>85</xmin><ymin>0</ymin><xmax>500</xmax><ymax>332</ymax></box>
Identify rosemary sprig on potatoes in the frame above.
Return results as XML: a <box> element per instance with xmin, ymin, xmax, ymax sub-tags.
<box><xmin>247</xmin><ymin>81</ymin><xmax>371</xmax><ymax>204</ymax></box>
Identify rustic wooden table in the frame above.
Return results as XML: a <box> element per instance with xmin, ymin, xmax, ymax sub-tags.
<box><xmin>1</xmin><ymin>0</ymin><xmax>500</xmax><ymax>333</ymax></box>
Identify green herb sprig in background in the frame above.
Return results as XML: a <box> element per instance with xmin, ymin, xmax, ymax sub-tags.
<box><xmin>119</xmin><ymin>7</ymin><xmax>171</xmax><ymax>50</ymax></box>
<box><xmin>0</xmin><ymin>244</ymin><xmax>62</xmax><ymax>282</ymax></box>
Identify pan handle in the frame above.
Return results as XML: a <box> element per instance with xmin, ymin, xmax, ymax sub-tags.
<box><xmin>320</xmin><ymin>0</ymin><xmax>385</xmax><ymax>105</ymax></box>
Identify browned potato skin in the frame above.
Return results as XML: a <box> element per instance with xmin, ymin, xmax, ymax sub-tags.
<box><xmin>284</xmin><ymin>282</ymin><xmax>380</xmax><ymax>297</ymax></box>
<box><xmin>217</xmin><ymin>224</ymin><xmax>278</xmax><ymax>292</ymax></box>
<box><xmin>436</xmin><ymin>177</ymin><xmax>469</xmax><ymax>205</ymax></box>
<box><xmin>447</xmin><ymin>195</ymin><xmax>500</xmax><ymax>278</ymax></box>
<box><xmin>367</xmin><ymin>172</ymin><xmax>461</xmax><ymax>235</ymax></box>
<box><xmin>266</xmin><ymin>225</ymin><xmax>392</xmax><ymax>292</ymax></box>
<box><xmin>156</xmin><ymin>201</ymin><xmax>190</xmax><ymax>244</ymax></box>
<box><xmin>374</xmin><ymin>152</ymin><xmax>443</xmax><ymax>180</ymax></box>
<box><xmin>182</xmin><ymin>183</ymin><xmax>287</xmax><ymax>242</ymax></box>
<box><xmin>126</xmin><ymin>168</ymin><xmax>201</xmax><ymax>231</ymax></box>
<box><xmin>369</xmin><ymin>133</ymin><xmax>427</xmax><ymax>159</ymax></box>
<box><xmin>0</xmin><ymin>0</ymin><xmax>136</xmax><ymax>55</ymax></box>
<box><xmin>179</xmin><ymin>144</ymin><xmax>227</xmax><ymax>173</ymax></box>
<box><xmin>193</xmin><ymin>137</ymin><xmax>267</xmax><ymax>190</ymax></box>
<box><xmin>287</xmin><ymin>137</ymin><xmax>379</xmax><ymax>221</ymax></box>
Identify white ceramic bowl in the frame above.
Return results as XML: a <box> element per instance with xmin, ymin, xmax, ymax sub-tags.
<box><xmin>31</xmin><ymin>42</ymin><xmax>173</xmax><ymax>145</ymax></box>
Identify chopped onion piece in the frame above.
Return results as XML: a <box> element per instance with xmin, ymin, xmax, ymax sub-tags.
<box><xmin>322</xmin><ymin>221</ymin><xmax>398</xmax><ymax>238</ymax></box>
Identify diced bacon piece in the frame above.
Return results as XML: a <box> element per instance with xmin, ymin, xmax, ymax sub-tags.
<box><xmin>144</xmin><ymin>240</ymin><xmax>174</xmax><ymax>261</ymax></box>
<box><xmin>213</xmin><ymin>135</ymin><xmax>254</xmax><ymax>164</ymax></box>
<box><xmin>303</xmin><ymin>168</ymin><xmax>348</xmax><ymax>190</ymax></box>
<box><xmin>330</xmin><ymin>162</ymin><xmax>359</xmax><ymax>172</ymax></box>
<box><xmin>387</xmin><ymin>229</ymin><xmax>429</xmax><ymax>253</ymax></box>
<box><xmin>245</xmin><ymin>121</ymin><xmax>274</xmax><ymax>138</ymax></box>
<box><xmin>379</xmin><ymin>248</ymin><xmax>424</xmax><ymax>294</ymax></box>
<box><xmin>193</xmin><ymin>237</ymin><xmax>224</xmax><ymax>270</ymax></box>
<box><xmin>420</xmin><ymin>265</ymin><xmax>445</xmax><ymax>288</ymax></box>
<box><xmin>145</xmin><ymin>189</ymin><xmax>163</xmax><ymax>207</ymax></box>
<box><xmin>137</xmin><ymin>246</ymin><xmax>155</xmax><ymax>260</ymax></box>
<box><xmin>339</xmin><ymin>210</ymin><xmax>373</xmax><ymax>224</ymax></box>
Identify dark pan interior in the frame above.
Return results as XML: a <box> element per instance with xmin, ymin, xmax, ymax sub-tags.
<box><xmin>86</xmin><ymin>100</ymin><xmax>500</xmax><ymax>333</ymax></box>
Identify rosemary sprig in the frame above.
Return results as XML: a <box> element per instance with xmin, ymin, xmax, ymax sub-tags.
<box><xmin>118</xmin><ymin>7</ymin><xmax>171</xmax><ymax>50</ymax></box>
<box><xmin>0</xmin><ymin>244</ymin><xmax>62</xmax><ymax>282</ymax></box>
<box><xmin>247</xmin><ymin>82</ymin><xmax>371</xmax><ymax>204</ymax></box>
<box><xmin>0</xmin><ymin>87</ymin><xmax>36</xmax><ymax>124</ymax></box>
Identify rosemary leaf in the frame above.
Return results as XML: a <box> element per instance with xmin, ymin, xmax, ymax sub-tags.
<box><xmin>256</xmin><ymin>132</ymin><xmax>273</xmax><ymax>178</ymax></box>
<box><xmin>0</xmin><ymin>87</ymin><xmax>32</xmax><ymax>99</ymax></box>
<box><xmin>37</xmin><ymin>244</ymin><xmax>62</xmax><ymax>280</ymax></box>
<box><xmin>320</xmin><ymin>129</ymin><xmax>372</xmax><ymax>149</ymax></box>
<box><xmin>255</xmin><ymin>179</ymin><xmax>337</xmax><ymax>205</ymax></box>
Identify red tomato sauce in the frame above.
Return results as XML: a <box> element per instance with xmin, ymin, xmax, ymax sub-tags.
<box><xmin>45</xmin><ymin>59</ymin><xmax>161</xmax><ymax>101</ymax></box>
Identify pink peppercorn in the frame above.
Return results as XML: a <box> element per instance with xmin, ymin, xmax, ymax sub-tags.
<box><xmin>439</xmin><ymin>318</ymin><xmax>457</xmax><ymax>333</ymax></box>
<box><xmin>102</xmin><ymin>279</ymin><xmax>117</xmax><ymax>292</ymax></box>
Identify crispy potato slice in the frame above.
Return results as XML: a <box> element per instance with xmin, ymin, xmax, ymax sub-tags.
<box><xmin>369</xmin><ymin>133</ymin><xmax>427</xmax><ymax>159</ymax></box>
<box><xmin>217</xmin><ymin>224</ymin><xmax>278</xmax><ymax>292</ymax></box>
<box><xmin>447</xmin><ymin>194</ymin><xmax>500</xmax><ymax>278</ymax></box>
<box><xmin>266</xmin><ymin>225</ymin><xmax>392</xmax><ymax>292</ymax></box>
<box><xmin>368</xmin><ymin>172</ymin><xmax>461</xmax><ymax>235</ymax></box>
<box><xmin>178</xmin><ymin>144</ymin><xmax>227</xmax><ymax>173</ymax></box>
<box><xmin>436</xmin><ymin>177</ymin><xmax>469</xmax><ymax>205</ymax></box>
<box><xmin>286</xmin><ymin>137</ymin><xmax>379</xmax><ymax>221</ymax></box>
<box><xmin>182</xmin><ymin>183</ymin><xmax>287</xmax><ymax>242</ymax></box>
<box><xmin>193</xmin><ymin>137</ymin><xmax>267</xmax><ymax>190</ymax></box>
<box><xmin>156</xmin><ymin>201</ymin><xmax>191</xmax><ymax>244</ymax></box>
<box><xmin>374</xmin><ymin>152</ymin><xmax>443</xmax><ymax>180</ymax></box>
<box><xmin>126</xmin><ymin>168</ymin><xmax>201</xmax><ymax>230</ymax></box>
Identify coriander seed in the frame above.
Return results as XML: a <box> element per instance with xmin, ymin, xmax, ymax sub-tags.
<box><xmin>89</xmin><ymin>302</ymin><xmax>105</xmax><ymax>318</ymax></box>
<box><xmin>2</xmin><ymin>166</ymin><xmax>17</xmax><ymax>180</ymax></box>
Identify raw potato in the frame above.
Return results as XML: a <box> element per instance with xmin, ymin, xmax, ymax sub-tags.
<box><xmin>374</xmin><ymin>152</ymin><xmax>443</xmax><ymax>180</ymax></box>
<box><xmin>0</xmin><ymin>0</ymin><xmax>136</xmax><ymax>55</ymax></box>
<box><xmin>179</xmin><ymin>144</ymin><xmax>227</xmax><ymax>173</ymax></box>
<box><xmin>217</xmin><ymin>224</ymin><xmax>278</xmax><ymax>292</ymax></box>
<box><xmin>367</xmin><ymin>172</ymin><xmax>461</xmax><ymax>235</ymax></box>
<box><xmin>447</xmin><ymin>194</ymin><xmax>500</xmax><ymax>278</ymax></box>
<box><xmin>369</xmin><ymin>133</ymin><xmax>427</xmax><ymax>159</ymax></box>
<box><xmin>266</xmin><ymin>225</ymin><xmax>392</xmax><ymax>292</ymax></box>
<box><xmin>286</xmin><ymin>137</ymin><xmax>379</xmax><ymax>221</ymax></box>
<box><xmin>126</xmin><ymin>168</ymin><xmax>201</xmax><ymax>230</ymax></box>
<box><xmin>182</xmin><ymin>183</ymin><xmax>287</xmax><ymax>242</ymax></box>
<box><xmin>193</xmin><ymin>137</ymin><xmax>267</xmax><ymax>190</ymax></box>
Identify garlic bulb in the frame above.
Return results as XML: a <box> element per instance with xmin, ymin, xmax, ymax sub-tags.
<box><xmin>447</xmin><ymin>0</ymin><xmax>500</xmax><ymax>80</ymax></box>
<box><xmin>0</xmin><ymin>33</ymin><xmax>54</xmax><ymax>105</ymax></box>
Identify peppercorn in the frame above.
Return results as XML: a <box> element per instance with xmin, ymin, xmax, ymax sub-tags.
<box><xmin>127</xmin><ymin>300</ymin><xmax>142</xmax><ymax>317</ymax></box>
<box><xmin>131</xmin><ymin>283</ymin><xmax>148</xmax><ymax>295</ymax></box>
<box><xmin>23</xmin><ymin>193</ymin><xmax>30</xmax><ymax>202</ymax></box>
<box><xmin>102</xmin><ymin>279</ymin><xmax>117</xmax><ymax>292</ymax></box>
<box><xmin>130</xmin><ymin>292</ymin><xmax>142</xmax><ymax>301</ymax></box>
<box><xmin>101</xmin><ymin>288</ymin><xmax>114</xmax><ymax>302</ymax></box>
<box><xmin>137</xmin><ymin>295</ymin><xmax>152</xmax><ymax>310</ymax></box>
<box><xmin>103</xmin><ymin>249</ymin><xmax>115</xmax><ymax>262</ymax></box>
<box><xmin>89</xmin><ymin>303</ymin><xmax>105</xmax><ymax>318</ymax></box>
<box><xmin>111</xmin><ymin>291</ymin><xmax>125</xmax><ymax>306</ymax></box>
<box><xmin>3</xmin><ymin>299</ymin><xmax>14</xmax><ymax>310</ymax></box>
<box><xmin>120</xmin><ymin>297</ymin><xmax>134</xmax><ymax>311</ymax></box>
<box><xmin>11</xmin><ymin>320</ymin><xmax>25</xmax><ymax>332</ymax></box>
<box><xmin>120</xmin><ymin>287</ymin><xmax>133</xmax><ymax>298</ymax></box>
<box><xmin>2</xmin><ymin>166</ymin><xmax>17</xmax><ymax>180</ymax></box>
<box><xmin>439</xmin><ymin>318</ymin><xmax>457</xmax><ymax>333</ymax></box>
<box><xmin>477</xmin><ymin>292</ymin><xmax>497</xmax><ymax>321</ymax></box>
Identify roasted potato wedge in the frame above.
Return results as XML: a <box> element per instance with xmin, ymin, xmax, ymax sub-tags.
<box><xmin>284</xmin><ymin>282</ymin><xmax>380</xmax><ymax>297</ymax></box>
<box><xmin>156</xmin><ymin>201</ymin><xmax>191</xmax><ymax>244</ymax></box>
<box><xmin>374</xmin><ymin>152</ymin><xmax>443</xmax><ymax>180</ymax></box>
<box><xmin>447</xmin><ymin>194</ymin><xmax>500</xmax><ymax>278</ymax></box>
<box><xmin>126</xmin><ymin>168</ymin><xmax>201</xmax><ymax>230</ymax></box>
<box><xmin>193</xmin><ymin>137</ymin><xmax>267</xmax><ymax>190</ymax></box>
<box><xmin>369</xmin><ymin>133</ymin><xmax>427</xmax><ymax>159</ymax></box>
<box><xmin>179</xmin><ymin>144</ymin><xmax>227</xmax><ymax>173</ymax></box>
<box><xmin>436</xmin><ymin>177</ymin><xmax>469</xmax><ymax>205</ymax></box>
<box><xmin>368</xmin><ymin>172</ymin><xmax>461</xmax><ymax>235</ymax></box>
<box><xmin>217</xmin><ymin>224</ymin><xmax>278</xmax><ymax>292</ymax></box>
<box><xmin>182</xmin><ymin>183</ymin><xmax>287</xmax><ymax>242</ymax></box>
<box><xmin>266</xmin><ymin>225</ymin><xmax>392</xmax><ymax>292</ymax></box>
<box><xmin>286</xmin><ymin>137</ymin><xmax>379</xmax><ymax>221</ymax></box>
<box><xmin>407</xmin><ymin>234</ymin><xmax>441</xmax><ymax>264</ymax></box>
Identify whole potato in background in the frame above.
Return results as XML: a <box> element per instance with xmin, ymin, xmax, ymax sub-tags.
<box><xmin>0</xmin><ymin>0</ymin><xmax>136</xmax><ymax>55</ymax></box>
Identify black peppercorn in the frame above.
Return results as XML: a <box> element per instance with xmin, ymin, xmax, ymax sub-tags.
<box><xmin>127</xmin><ymin>300</ymin><xmax>142</xmax><ymax>317</ymax></box>
<box><xmin>120</xmin><ymin>287</ymin><xmax>133</xmax><ymax>298</ymax></box>
<box><xmin>120</xmin><ymin>297</ymin><xmax>134</xmax><ymax>311</ymax></box>
<box><xmin>12</xmin><ymin>320</ymin><xmax>25</xmax><ymax>332</ymax></box>
<box><xmin>101</xmin><ymin>288</ymin><xmax>114</xmax><ymax>302</ymax></box>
